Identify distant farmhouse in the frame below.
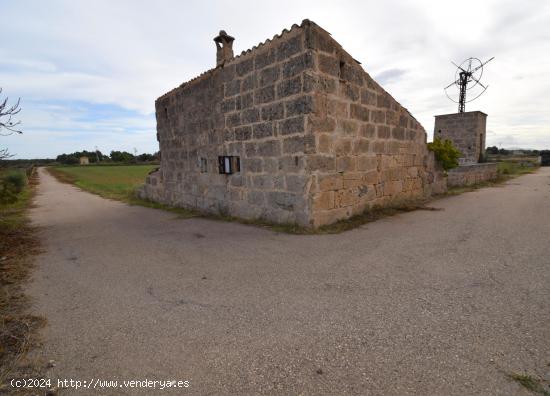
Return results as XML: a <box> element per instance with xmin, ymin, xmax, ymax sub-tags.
<box><xmin>141</xmin><ymin>20</ymin><xmax>447</xmax><ymax>227</ymax></box>
<box><xmin>79</xmin><ymin>156</ymin><xmax>89</xmax><ymax>165</ymax></box>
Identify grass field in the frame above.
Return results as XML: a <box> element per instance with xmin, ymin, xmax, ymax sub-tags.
<box><xmin>48</xmin><ymin>165</ymin><xmax>200</xmax><ymax>220</ymax></box>
<box><xmin>49</xmin><ymin>165</ymin><xmax>157</xmax><ymax>202</ymax></box>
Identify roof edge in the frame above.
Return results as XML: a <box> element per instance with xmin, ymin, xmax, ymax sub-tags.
<box><xmin>434</xmin><ymin>111</ymin><xmax>488</xmax><ymax>117</ymax></box>
<box><xmin>157</xmin><ymin>19</ymin><xmax>316</xmax><ymax>102</ymax></box>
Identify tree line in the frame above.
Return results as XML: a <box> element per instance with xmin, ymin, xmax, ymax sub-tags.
<box><xmin>486</xmin><ymin>146</ymin><xmax>549</xmax><ymax>156</ymax></box>
<box><xmin>55</xmin><ymin>150</ymin><xmax>159</xmax><ymax>165</ymax></box>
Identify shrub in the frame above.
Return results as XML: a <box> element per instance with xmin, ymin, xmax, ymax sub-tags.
<box><xmin>427</xmin><ymin>137</ymin><xmax>461</xmax><ymax>171</ymax></box>
<box><xmin>25</xmin><ymin>166</ymin><xmax>36</xmax><ymax>178</ymax></box>
<box><xmin>0</xmin><ymin>184</ymin><xmax>17</xmax><ymax>204</ymax></box>
<box><xmin>0</xmin><ymin>171</ymin><xmax>27</xmax><ymax>204</ymax></box>
<box><xmin>3</xmin><ymin>171</ymin><xmax>27</xmax><ymax>193</ymax></box>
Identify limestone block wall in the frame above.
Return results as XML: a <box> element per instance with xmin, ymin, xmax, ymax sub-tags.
<box><xmin>303</xmin><ymin>24</ymin><xmax>442</xmax><ymax>227</ymax></box>
<box><xmin>447</xmin><ymin>163</ymin><xmax>498</xmax><ymax>187</ymax></box>
<box><xmin>434</xmin><ymin>111</ymin><xmax>487</xmax><ymax>164</ymax></box>
<box><xmin>145</xmin><ymin>26</ymin><xmax>317</xmax><ymax>226</ymax></box>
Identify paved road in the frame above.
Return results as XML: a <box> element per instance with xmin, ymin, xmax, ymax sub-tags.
<box><xmin>28</xmin><ymin>167</ymin><xmax>549</xmax><ymax>395</ymax></box>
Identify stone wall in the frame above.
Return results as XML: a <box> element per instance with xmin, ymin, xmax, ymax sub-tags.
<box><xmin>434</xmin><ymin>111</ymin><xmax>487</xmax><ymax>164</ymax></box>
<box><xmin>447</xmin><ymin>163</ymin><xmax>498</xmax><ymax>187</ymax></box>
<box><xmin>142</xmin><ymin>26</ymin><xmax>316</xmax><ymax>226</ymax></box>
<box><xmin>304</xmin><ymin>24</ymin><xmax>443</xmax><ymax>227</ymax></box>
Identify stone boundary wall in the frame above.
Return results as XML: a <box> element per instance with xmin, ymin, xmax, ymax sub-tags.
<box><xmin>447</xmin><ymin>163</ymin><xmax>498</xmax><ymax>187</ymax></box>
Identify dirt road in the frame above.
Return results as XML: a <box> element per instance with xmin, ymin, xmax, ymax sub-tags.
<box><xmin>27</xmin><ymin>167</ymin><xmax>549</xmax><ymax>395</ymax></box>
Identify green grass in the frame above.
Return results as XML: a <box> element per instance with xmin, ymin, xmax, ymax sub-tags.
<box><xmin>48</xmin><ymin>165</ymin><xmax>201</xmax><ymax>219</ymax></box>
<box><xmin>0</xmin><ymin>188</ymin><xmax>32</xmax><ymax>231</ymax></box>
<box><xmin>49</xmin><ymin>165</ymin><xmax>157</xmax><ymax>201</ymax></box>
<box><xmin>496</xmin><ymin>160</ymin><xmax>537</xmax><ymax>177</ymax></box>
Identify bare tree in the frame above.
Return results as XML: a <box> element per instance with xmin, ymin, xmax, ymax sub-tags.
<box><xmin>0</xmin><ymin>148</ymin><xmax>13</xmax><ymax>160</ymax></box>
<box><xmin>0</xmin><ymin>88</ymin><xmax>22</xmax><ymax>135</ymax></box>
<box><xmin>0</xmin><ymin>87</ymin><xmax>22</xmax><ymax>160</ymax></box>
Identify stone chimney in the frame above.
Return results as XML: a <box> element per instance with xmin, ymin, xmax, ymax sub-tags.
<box><xmin>214</xmin><ymin>30</ymin><xmax>235</xmax><ymax>66</ymax></box>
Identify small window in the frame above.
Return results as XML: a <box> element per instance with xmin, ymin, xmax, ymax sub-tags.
<box><xmin>199</xmin><ymin>157</ymin><xmax>208</xmax><ymax>173</ymax></box>
<box><xmin>218</xmin><ymin>156</ymin><xmax>240</xmax><ymax>174</ymax></box>
<box><xmin>164</xmin><ymin>107</ymin><xmax>168</xmax><ymax>119</ymax></box>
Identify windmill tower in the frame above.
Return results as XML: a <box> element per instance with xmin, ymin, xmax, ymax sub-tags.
<box><xmin>435</xmin><ymin>57</ymin><xmax>494</xmax><ymax>164</ymax></box>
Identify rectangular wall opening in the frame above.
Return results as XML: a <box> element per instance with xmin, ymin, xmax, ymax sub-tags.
<box><xmin>218</xmin><ymin>156</ymin><xmax>240</xmax><ymax>174</ymax></box>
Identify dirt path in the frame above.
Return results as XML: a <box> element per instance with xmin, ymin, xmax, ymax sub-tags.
<box><xmin>27</xmin><ymin>167</ymin><xmax>550</xmax><ymax>395</ymax></box>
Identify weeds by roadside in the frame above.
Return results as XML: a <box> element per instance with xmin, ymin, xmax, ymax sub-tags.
<box><xmin>508</xmin><ymin>372</ymin><xmax>550</xmax><ymax>396</ymax></box>
<box><xmin>0</xmin><ymin>172</ymin><xmax>46</xmax><ymax>391</ymax></box>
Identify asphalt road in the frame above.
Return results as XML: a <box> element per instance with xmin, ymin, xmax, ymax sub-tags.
<box><xmin>27</xmin><ymin>167</ymin><xmax>550</xmax><ymax>395</ymax></box>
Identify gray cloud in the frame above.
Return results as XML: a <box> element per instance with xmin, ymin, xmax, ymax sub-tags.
<box><xmin>374</xmin><ymin>68</ymin><xmax>408</xmax><ymax>85</ymax></box>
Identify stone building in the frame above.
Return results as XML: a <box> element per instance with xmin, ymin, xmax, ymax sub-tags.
<box><xmin>79</xmin><ymin>156</ymin><xmax>89</xmax><ymax>165</ymax></box>
<box><xmin>433</xmin><ymin>111</ymin><xmax>497</xmax><ymax>187</ymax></box>
<box><xmin>434</xmin><ymin>111</ymin><xmax>487</xmax><ymax>164</ymax></box>
<box><xmin>140</xmin><ymin>20</ymin><xmax>445</xmax><ymax>228</ymax></box>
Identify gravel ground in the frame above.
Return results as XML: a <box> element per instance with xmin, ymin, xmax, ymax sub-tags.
<box><xmin>26</xmin><ymin>167</ymin><xmax>550</xmax><ymax>395</ymax></box>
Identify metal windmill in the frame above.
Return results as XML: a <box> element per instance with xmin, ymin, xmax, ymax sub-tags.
<box><xmin>444</xmin><ymin>57</ymin><xmax>494</xmax><ymax>113</ymax></box>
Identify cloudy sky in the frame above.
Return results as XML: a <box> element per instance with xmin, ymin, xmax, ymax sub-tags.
<box><xmin>2</xmin><ymin>0</ymin><xmax>549</xmax><ymax>158</ymax></box>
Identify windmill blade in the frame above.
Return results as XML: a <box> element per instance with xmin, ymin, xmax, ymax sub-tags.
<box><xmin>471</xmin><ymin>56</ymin><xmax>494</xmax><ymax>73</ymax></box>
<box><xmin>451</xmin><ymin>60</ymin><xmax>467</xmax><ymax>72</ymax></box>
<box><xmin>444</xmin><ymin>80</ymin><xmax>459</xmax><ymax>89</ymax></box>
<box><xmin>470</xmin><ymin>74</ymin><xmax>487</xmax><ymax>89</ymax></box>
<box><xmin>465</xmin><ymin>85</ymin><xmax>488</xmax><ymax>103</ymax></box>
<box><xmin>444</xmin><ymin>89</ymin><xmax>459</xmax><ymax>103</ymax></box>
